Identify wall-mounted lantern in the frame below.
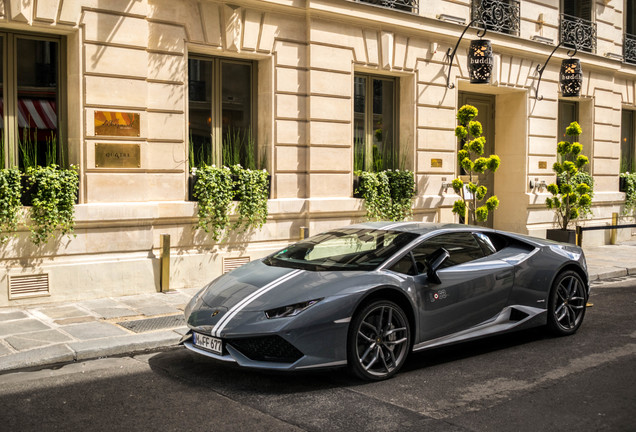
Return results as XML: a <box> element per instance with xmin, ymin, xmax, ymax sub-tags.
<box><xmin>535</xmin><ymin>42</ymin><xmax>581</xmax><ymax>100</ymax></box>
<box><xmin>559</xmin><ymin>57</ymin><xmax>582</xmax><ymax>97</ymax></box>
<box><xmin>444</xmin><ymin>19</ymin><xmax>491</xmax><ymax>89</ymax></box>
<box><xmin>468</xmin><ymin>39</ymin><xmax>493</xmax><ymax>84</ymax></box>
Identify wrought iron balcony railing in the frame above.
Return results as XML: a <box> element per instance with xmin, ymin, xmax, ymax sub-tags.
<box><xmin>560</xmin><ymin>14</ymin><xmax>597</xmax><ymax>53</ymax></box>
<box><xmin>625</xmin><ymin>34</ymin><xmax>636</xmax><ymax>64</ymax></box>
<box><xmin>354</xmin><ymin>0</ymin><xmax>418</xmax><ymax>14</ymax></box>
<box><xmin>472</xmin><ymin>0</ymin><xmax>520</xmax><ymax>36</ymax></box>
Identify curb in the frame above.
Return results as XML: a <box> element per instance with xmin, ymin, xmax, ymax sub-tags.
<box><xmin>0</xmin><ymin>328</ymin><xmax>185</xmax><ymax>374</ymax></box>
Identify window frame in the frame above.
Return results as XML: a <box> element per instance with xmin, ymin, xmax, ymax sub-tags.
<box><xmin>0</xmin><ymin>31</ymin><xmax>66</xmax><ymax>169</ymax></box>
<box><xmin>353</xmin><ymin>73</ymin><xmax>399</xmax><ymax>172</ymax></box>
<box><xmin>187</xmin><ymin>54</ymin><xmax>256</xmax><ymax>168</ymax></box>
<box><xmin>558</xmin><ymin>100</ymin><xmax>579</xmax><ymax>140</ymax></box>
<box><xmin>621</xmin><ymin>109</ymin><xmax>635</xmax><ymax>173</ymax></box>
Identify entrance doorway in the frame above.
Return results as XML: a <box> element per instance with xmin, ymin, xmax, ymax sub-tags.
<box><xmin>458</xmin><ymin>92</ymin><xmax>496</xmax><ymax>228</ymax></box>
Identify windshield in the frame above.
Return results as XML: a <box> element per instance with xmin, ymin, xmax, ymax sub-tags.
<box><xmin>263</xmin><ymin>228</ymin><xmax>418</xmax><ymax>271</ymax></box>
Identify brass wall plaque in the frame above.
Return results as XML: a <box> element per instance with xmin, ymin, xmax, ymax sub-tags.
<box><xmin>95</xmin><ymin>111</ymin><xmax>140</xmax><ymax>137</ymax></box>
<box><xmin>539</xmin><ymin>161</ymin><xmax>547</xmax><ymax>169</ymax></box>
<box><xmin>95</xmin><ymin>143</ymin><xmax>141</xmax><ymax>168</ymax></box>
<box><xmin>431</xmin><ymin>158</ymin><xmax>443</xmax><ymax>168</ymax></box>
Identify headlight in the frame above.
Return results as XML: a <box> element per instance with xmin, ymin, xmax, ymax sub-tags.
<box><xmin>265</xmin><ymin>299</ymin><xmax>322</xmax><ymax>319</ymax></box>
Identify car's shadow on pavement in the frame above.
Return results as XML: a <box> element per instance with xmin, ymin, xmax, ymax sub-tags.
<box><xmin>403</xmin><ymin>326</ymin><xmax>550</xmax><ymax>372</ymax></box>
<box><xmin>147</xmin><ymin>327</ymin><xmax>551</xmax><ymax>393</ymax></box>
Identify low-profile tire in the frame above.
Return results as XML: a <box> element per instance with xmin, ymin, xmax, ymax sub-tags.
<box><xmin>547</xmin><ymin>270</ymin><xmax>588</xmax><ymax>336</ymax></box>
<box><xmin>347</xmin><ymin>300</ymin><xmax>411</xmax><ymax>381</ymax></box>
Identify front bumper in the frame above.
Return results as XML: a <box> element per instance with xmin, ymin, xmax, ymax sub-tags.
<box><xmin>180</xmin><ymin>330</ymin><xmax>348</xmax><ymax>371</ymax></box>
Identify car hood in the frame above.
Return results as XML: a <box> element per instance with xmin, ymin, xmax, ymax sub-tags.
<box><xmin>187</xmin><ymin>259</ymin><xmax>401</xmax><ymax>330</ymax></box>
<box><xmin>201</xmin><ymin>260</ymin><xmax>383</xmax><ymax>311</ymax></box>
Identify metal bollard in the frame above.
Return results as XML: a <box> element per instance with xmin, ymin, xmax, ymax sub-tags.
<box><xmin>610</xmin><ymin>212</ymin><xmax>618</xmax><ymax>245</ymax></box>
<box><xmin>160</xmin><ymin>234</ymin><xmax>170</xmax><ymax>292</ymax></box>
<box><xmin>300</xmin><ymin>226</ymin><xmax>309</xmax><ymax>240</ymax></box>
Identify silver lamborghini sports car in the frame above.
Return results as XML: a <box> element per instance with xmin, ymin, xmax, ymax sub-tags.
<box><xmin>181</xmin><ymin>222</ymin><xmax>589</xmax><ymax>380</ymax></box>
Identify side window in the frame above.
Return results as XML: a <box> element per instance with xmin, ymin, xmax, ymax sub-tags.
<box><xmin>389</xmin><ymin>252</ymin><xmax>416</xmax><ymax>276</ymax></box>
<box><xmin>474</xmin><ymin>232</ymin><xmax>496</xmax><ymax>255</ymax></box>
<box><xmin>411</xmin><ymin>232</ymin><xmax>486</xmax><ymax>272</ymax></box>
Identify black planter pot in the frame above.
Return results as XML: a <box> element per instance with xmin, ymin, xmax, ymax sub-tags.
<box><xmin>546</xmin><ymin>228</ymin><xmax>577</xmax><ymax>244</ymax></box>
<box><xmin>353</xmin><ymin>175</ymin><xmax>363</xmax><ymax>198</ymax></box>
<box><xmin>619</xmin><ymin>176</ymin><xmax>627</xmax><ymax>192</ymax></box>
<box><xmin>20</xmin><ymin>174</ymin><xmax>35</xmax><ymax>206</ymax></box>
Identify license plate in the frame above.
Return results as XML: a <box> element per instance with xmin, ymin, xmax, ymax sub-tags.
<box><xmin>193</xmin><ymin>332</ymin><xmax>222</xmax><ymax>355</ymax></box>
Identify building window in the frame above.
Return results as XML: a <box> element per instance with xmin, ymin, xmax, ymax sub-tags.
<box><xmin>560</xmin><ymin>1</ymin><xmax>596</xmax><ymax>53</ymax></box>
<box><xmin>472</xmin><ymin>0</ymin><xmax>520</xmax><ymax>36</ymax></box>
<box><xmin>625</xmin><ymin>0</ymin><xmax>636</xmax><ymax>64</ymax></box>
<box><xmin>354</xmin><ymin>74</ymin><xmax>398</xmax><ymax>172</ymax></box>
<box><xmin>0</xmin><ymin>32</ymin><xmax>63</xmax><ymax>169</ymax></box>
<box><xmin>558</xmin><ymin>100</ymin><xmax>578</xmax><ymax>142</ymax></box>
<box><xmin>621</xmin><ymin>110</ymin><xmax>635</xmax><ymax>173</ymax></box>
<box><xmin>355</xmin><ymin>0</ymin><xmax>418</xmax><ymax>14</ymax></box>
<box><xmin>188</xmin><ymin>56</ymin><xmax>256</xmax><ymax>168</ymax></box>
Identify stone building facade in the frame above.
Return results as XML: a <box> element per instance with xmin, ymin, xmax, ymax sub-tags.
<box><xmin>1</xmin><ymin>0</ymin><xmax>635</xmax><ymax>305</ymax></box>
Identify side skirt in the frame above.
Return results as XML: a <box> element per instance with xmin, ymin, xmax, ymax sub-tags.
<box><xmin>412</xmin><ymin>305</ymin><xmax>546</xmax><ymax>352</ymax></box>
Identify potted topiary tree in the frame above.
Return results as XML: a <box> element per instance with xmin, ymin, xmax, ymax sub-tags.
<box><xmin>451</xmin><ymin>104</ymin><xmax>501</xmax><ymax>225</ymax></box>
<box><xmin>545</xmin><ymin>121</ymin><xmax>592</xmax><ymax>243</ymax></box>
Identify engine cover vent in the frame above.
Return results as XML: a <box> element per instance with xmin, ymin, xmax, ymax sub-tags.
<box><xmin>9</xmin><ymin>273</ymin><xmax>50</xmax><ymax>300</ymax></box>
<box><xmin>223</xmin><ymin>256</ymin><xmax>250</xmax><ymax>274</ymax></box>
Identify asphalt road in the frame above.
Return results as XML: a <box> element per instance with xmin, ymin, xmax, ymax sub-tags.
<box><xmin>1</xmin><ymin>278</ymin><xmax>635</xmax><ymax>432</ymax></box>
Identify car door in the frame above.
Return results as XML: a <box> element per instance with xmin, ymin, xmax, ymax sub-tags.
<box><xmin>410</xmin><ymin>232</ymin><xmax>514</xmax><ymax>343</ymax></box>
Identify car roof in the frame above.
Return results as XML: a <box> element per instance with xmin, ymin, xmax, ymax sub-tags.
<box><xmin>347</xmin><ymin>221</ymin><xmax>490</xmax><ymax>235</ymax></box>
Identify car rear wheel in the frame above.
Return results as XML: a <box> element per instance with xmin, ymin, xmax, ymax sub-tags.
<box><xmin>547</xmin><ymin>270</ymin><xmax>588</xmax><ymax>336</ymax></box>
<box><xmin>348</xmin><ymin>300</ymin><xmax>410</xmax><ymax>380</ymax></box>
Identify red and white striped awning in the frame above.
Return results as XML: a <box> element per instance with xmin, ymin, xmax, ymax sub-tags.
<box><xmin>0</xmin><ymin>98</ymin><xmax>57</xmax><ymax>130</ymax></box>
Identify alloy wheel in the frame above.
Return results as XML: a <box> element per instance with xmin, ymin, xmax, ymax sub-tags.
<box><xmin>350</xmin><ymin>301</ymin><xmax>410</xmax><ymax>380</ymax></box>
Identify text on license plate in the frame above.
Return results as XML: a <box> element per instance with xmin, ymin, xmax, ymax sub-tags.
<box><xmin>193</xmin><ymin>332</ymin><xmax>222</xmax><ymax>355</ymax></box>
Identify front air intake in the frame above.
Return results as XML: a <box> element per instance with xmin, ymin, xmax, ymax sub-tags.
<box><xmin>228</xmin><ymin>335</ymin><xmax>303</xmax><ymax>363</ymax></box>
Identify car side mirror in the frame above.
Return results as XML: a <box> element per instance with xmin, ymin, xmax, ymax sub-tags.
<box><xmin>426</xmin><ymin>247</ymin><xmax>449</xmax><ymax>284</ymax></box>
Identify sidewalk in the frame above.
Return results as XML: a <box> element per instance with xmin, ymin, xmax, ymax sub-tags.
<box><xmin>1</xmin><ymin>243</ymin><xmax>635</xmax><ymax>374</ymax></box>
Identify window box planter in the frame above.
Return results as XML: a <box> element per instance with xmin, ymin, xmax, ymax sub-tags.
<box><xmin>188</xmin><ymin>172</ymin><xmax>271</xmax><ymax>201</ymax></box>
<box><xmin>19</xmin><ymin>166</ymin><xmax>80</xmax><ymax>245</ymax></box>
<box><xmin>20</xmin><ymin>170</ymin><xmax>80</xmax><ymax>206</ymax></box>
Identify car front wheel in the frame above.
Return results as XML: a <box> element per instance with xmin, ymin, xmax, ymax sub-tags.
<box><xmin>348</xmin><ymin>300</ymin><xmax>410</xmax><ymax>380</ymax></box>
<box><xmin>547</xmin><ymin>270</ymin><xmax>588</xmax><ymax>336</ymax></box>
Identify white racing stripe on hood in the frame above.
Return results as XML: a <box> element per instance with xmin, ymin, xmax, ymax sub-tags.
<box><xmin>212</xmin><ymin>269</ymin><xmax>303</xmax><ymax>337</ymax></box>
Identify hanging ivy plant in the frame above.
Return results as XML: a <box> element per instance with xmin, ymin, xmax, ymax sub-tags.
<box><xmin>230</xmin><ymin>165</ymin><xmax>269</xmax><ymax>232</ymax></box>
<box><xmin>26</xmin><ymin>165</ymin><xmax>79</xmax><ymax>245</ymax></box>
<box><xmin>0</xmin><ymin>168</ymin><xmax>22</xmax><ymax>243</ymax></box>
<box><xmin>193</xmin><ymin>165</ymin><xmax>270</xmax><ymax>241</ymax></box>
<box><xmin>356</xmin><ymin>170</ymin><xmax>415</xmax><ymax>221</ymax></box>
<box><xmin>386</xmin><ymin>170</ymin><xmax>416</xmax><ymax>221</ymax></box>
<box><xmin>620</xmin><ymin>172</ymin><xmax>636</xmax><ymax>219</ymax></box>
<box><xmin>192</xmin><ymin>165</ymin><xmax>234</xmax><ymax>241</ymax></box>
